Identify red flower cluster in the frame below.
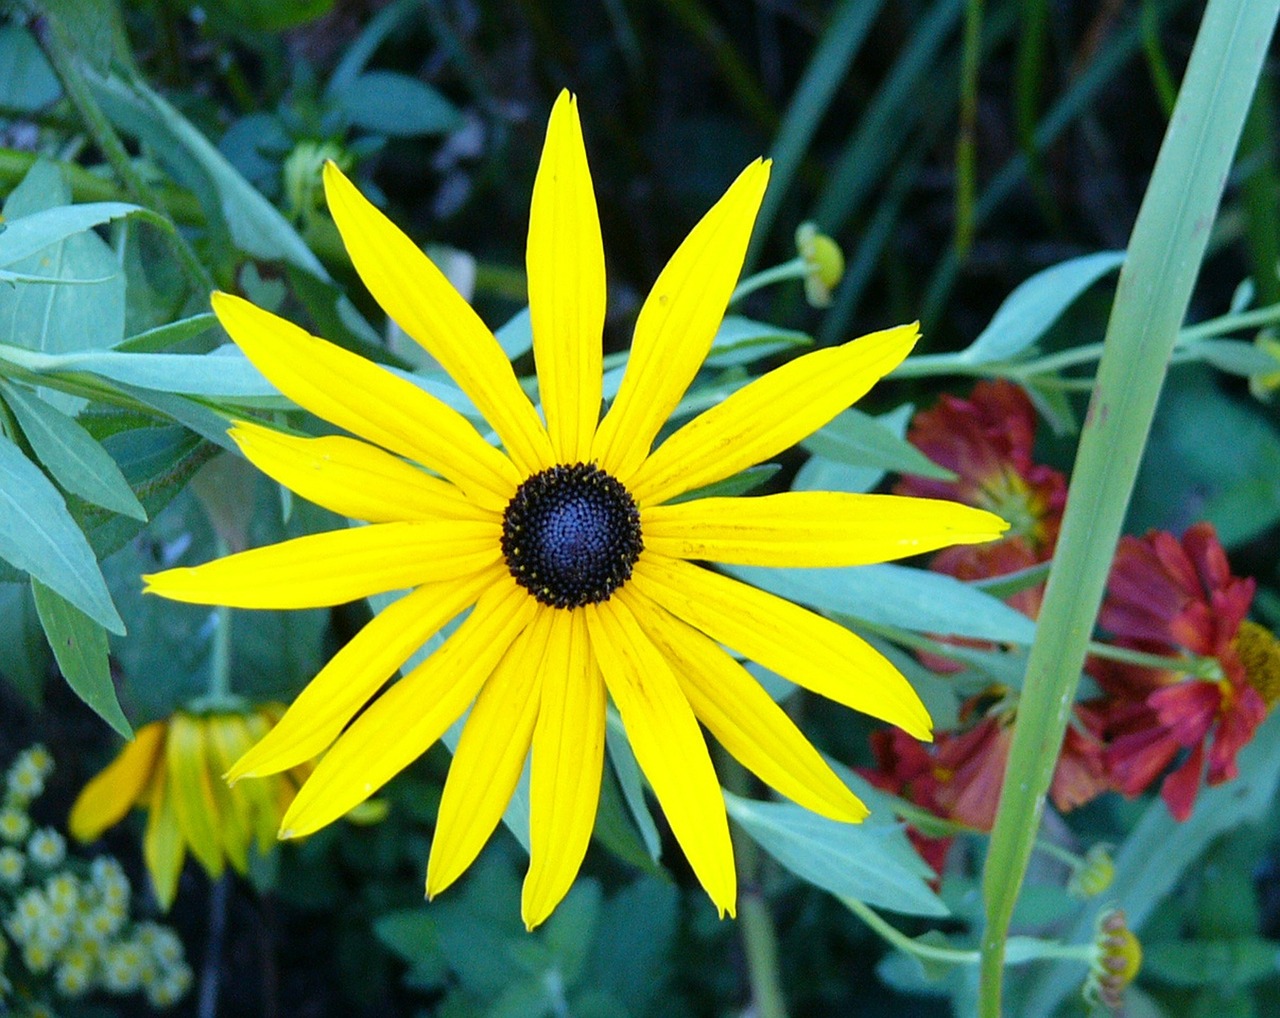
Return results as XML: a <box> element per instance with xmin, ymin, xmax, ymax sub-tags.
<box><xmin>864</xmin><ymin>380</ymin><xmax>1278</xmax><ymax>876</ymax></box>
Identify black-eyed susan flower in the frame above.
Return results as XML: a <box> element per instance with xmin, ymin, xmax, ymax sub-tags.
<box><xmin>68</xmin><ymin>706</ymin><xmax>323</xmax><ymax>910</ymax></box>
<box><xmin>143</xmin><ymin>90</ymin><xmax>1007</xmax><ymax>928</ymax></box>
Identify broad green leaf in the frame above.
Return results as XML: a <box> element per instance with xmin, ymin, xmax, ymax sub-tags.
<box><xmin>542</xmin><ymin>882</ymin><xmax>602</xmax><ymax>986</ymax></box>
<box><xmin>0</xmin><ymin>380</ymin><xmax>146</xmax><ymax>519</ymax></box>
<box><xmin>0</xmin><ymin>581</ymin><xmax>50</xmax><ymax>706</ymax></box>
<box><xmin>724</xmin><ymin>792</ymin><xmax>949</xmax><ymax>917</ymax></box>
<box><xmin>338</xmin><ymin>70</ymin><xmax>463</xmax><ymax>137</ymax></box>
<box><xmin>0</xmin><ymin>433</ymin><xmax>123</xmax><ymax>634</ymax></box>
<box><xmin>959</xmin><ymin>250</ymin><xmax>1125</xmax><ymax>364</ymax></box>
<box><xmin>726</xmin><ymin>564</ymin><xmax>1038</xmax><ymax>644</ymax></box>
<box><xmin>794</xmin><ymin>403</ymin><xmax>920</xmax><ymax>494</ymax></box>
<box><xmin>0</xmin><ymin>24</ymin><xmax>60</xmax><ymax>112</ymax></box>
<box><xmin>704</xmin><ymin>316</ymin><xmax>812</xmax><ymax>368</ymax></box>
<box><xmin>801</xmin><ymin>405</ymin><xmax>954</xmax><ymax>480</ymax></box>
<box><xmin>1142</xmin><ymin>938</ymin><xmax>1280</xmax><ymax>989</ymax></box>
<box><xmin>0</xmin><ymin>201</ymin><xmax>157</xmax><ymax>268</ymax></box>
<box><xmin>30</xmin><ymin>578</ymin><xmax>131</xmax><ymax>738</ymax></box>
<box><xmin>0</xmin><ymin>162</ymin><xmax>127</xmax><ymax>356</ymax></box>
<box><xmin>587</xmin><ymin>877</ymin><xmax>679</xmax><ymax>1015</ymax></box>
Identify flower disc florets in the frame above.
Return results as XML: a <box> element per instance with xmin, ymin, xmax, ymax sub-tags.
<box><xmin>502</xmin><ymin>463</ymin><xmax>643</xmax><ymax>609</ymax></box>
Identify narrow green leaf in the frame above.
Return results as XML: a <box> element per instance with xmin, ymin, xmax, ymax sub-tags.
<box><xmin>605</xmin><ymin>716</ymin><xmax>662</xmax><ymax>863</ymax></box>
<box><xmin>704</xmin><ymin>316</ymin><xmax>812</xmax><ymax>368</ymax></box>
<box><xmin>1</xmin><ymin>380</ymin><xmax>146</xmax><ymax>519</ymax></box>
<box><xmin>0</xmin><ymin>201</ymin><xmax>157</xmax><ymax>267</ymax></box>
<box><xmin>724</xmin><ymin>792</ymin><xmax>949</xmax><ymax>917</ymax></box>
<box><xmin>959</xmin><ymin>251</ymin><xmax>1125</xmax><ymax>364</ymax></box>
<box><xmin>979</xmin><ymin>2</ymin><xmax>1280</xmax><ymax>1011</ymax></box>
<box><xmin>0</xmin><ymin>342</ymin><xmax>274</xmax><ymax>397</ymax></box>
<box><xmin>114</xmin><ymin>313</ymin><xmax>218</xmax><ymax>354</ymax></box>
<box><xmin>30</xmin><ymin>577</ymin><xmax>131</xmax><ymax>738</ymax></box>
<box><xmin>0</xmin><ymin>433</ymin><xmax>123</xmax><ymax>634</ymax></box>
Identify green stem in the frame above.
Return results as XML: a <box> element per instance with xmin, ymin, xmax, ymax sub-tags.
<box><xmin>32</xmin><ymin>8</ymin><xmax>214</xmax><ymax>295</ymax></box>
<box><xmin>976</xmin><ymin>2</ymin><xmax>1280</xmax><ymax>1013</ymax></box>
<box><xmin>847</xmin><ymin>897</ymin><xmax>980</xmax><ymax>964</ymax></box>
<box><xmin>954</xmin><ymin>0</ymin><xmax>985</xmax><ymax>258</ymax></box>
<box><xmin>206</xmin><ymin>540</ymin><xmax>233</xmax><ymax>705</ymax></box>
<box><xmin>731</xmin><ymin>258</ymin><xmax>808</xmax><ymax>304</ymax></box>
<box><xmin>721</xmin><ymin>752</ymin><xmax>788</xmax><ymax>1018</ymax></box>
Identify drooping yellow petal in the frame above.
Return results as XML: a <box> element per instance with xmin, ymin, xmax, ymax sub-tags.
<box><xmin>522</xmin><ymin>609</ymin><xmax>605</xmax><ymax>929</ymax></box>
<box><xmin>228</xmin><ymin>571</ymin><xmax>497</xmax><ymax>781</ymax></box>
<box><xmin>322</xmin><ymin>162</ymin><xmax>554</xmax><ymax>476</ymax></box>
<box><xmin>585</xmin><ymin>593</ymin><xmax>736</xmax><ymax>917</ymax></box>
<box><xmin>642</xmin><ymin>492</ymin><xmax>1008</xmax><ymax>566</ymax></box>
<box><xmin>627</xmin><ymin>324</ymin><xmax>919</xmax><ymax>506</ymax></box>
<box><xmin>202</xmin><ymin>715</ymin><xmax>252</xmax><ymax>875</ymax></box>
<box><xmin>165</xmin><ymin>713</ymin><xmax>224</xmax><ymax>878</ymax></box>
<box><xmin>68</xmin><ymin>721</ymin><xmax>165</xmax><ymax>842</ymax></box>
<box><xmin>528</xmin><ymin>90</ymin><xmax>606</xmax><ymax>463</ymax></box>
<box><xmin>229</xmin><ymin>419</ymin><xmax>493</xmax><ymax>524</ymax></box>
<box><xmin>212</xmin><ymin>713</ymin><xmax>279</xmax><ymax>855</ymax></box>
<box><xmin>142</xmin><ymin>765</ymin><xmax>185</xmax><ymax>911</ymax></box>
<box><xmin>639</xmin><ymin>599</ymin><xmax>868</xmax><ymax>822</ymax></box>
<box><xmin>631</xmin><ymin>554</ymin><xmax>933</xmax><ymax>741</ymax></box>
<box><xmin>143</xmin><ymin>519</ymin><xmax>501</xmax><ymax>609</ymax></box>
<box><xmin>280</xmin><ymin>577</ymin><xmax>537</xmax><ymax>838</ymax></box>
<box><xmin>211</xmin><ymin>291</ymin><xmax>519</xmax><ymax>510</ymax></box>
<box><xmin>591</xmin><ymin>159</ymin><xmax>771</xmax><ymax>478</ymax></box>
<box><xmin>427</xmin><ymin>609</ymin><xmax>550</xmax><ymax>899</ymax></box>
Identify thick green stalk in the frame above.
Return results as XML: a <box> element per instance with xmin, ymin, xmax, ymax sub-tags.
<box><xmin>976</xmin><ymin>2</ymin><xmax>1280</xmax><ymax>1014</ymax></box>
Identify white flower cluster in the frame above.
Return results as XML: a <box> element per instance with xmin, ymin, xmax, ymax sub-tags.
<box><xmin>0</xmin><ymin>745</ymin><xmax>193</xmax><ymax>1013</ymax></box>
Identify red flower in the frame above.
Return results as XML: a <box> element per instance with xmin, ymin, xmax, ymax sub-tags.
<box><xmin>895</xmin><ymin>379</ymin><xmax>1066</xmax><ymax>577</ymax></box>
<box><xmin>1095</xmin><ymin>523</ymin><xmax>1277</xmax><ymax>820</ymax></box>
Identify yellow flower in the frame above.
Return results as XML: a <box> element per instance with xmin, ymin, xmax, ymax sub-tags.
<box><xmin>143</xmin><ymin>90</ymin><xmax>1006</xmax><ymax>928</ymax></box>
<box><xmin>68</xmin><ymin>706</ymin><xmax>312</xmax><ymax>910</ymax></box>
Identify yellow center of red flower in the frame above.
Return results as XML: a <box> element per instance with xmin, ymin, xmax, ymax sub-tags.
<box><xmin>1233</xmin><ymin>619</ymin><xmax>1280</xmax><ymax>708</ymax></box>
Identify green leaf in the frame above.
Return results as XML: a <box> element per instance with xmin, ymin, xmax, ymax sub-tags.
<box><xmin>0</xmin><ymin>162</ymin><xmax>127</xmax><ymax>355</ymax></box>
<box><xmin>587</xmin><ymin>877</ymin><xmax>679</xmax><ymax>1013</ymax></box>
<box><xmin>0</xmin><ymin>201</ymin><xmax>157</xmax><ymax>268</ymax></box>
<box><xmin>959</xmin><ymin>250</ymin><xmax>1125</xmax><ymax>364</ymax></box>
<box><xmin>0</xmin><ymin>582</ymin><xmax>50</xmax><ymax>706</ymax></box>
<box><xmin>542</xmin><ymin>882</ymin><xmax>602</xmax><ymax>986</ymax></box>
<box><xmin>338</xmin><ymin>71</ymin><xmax>463</xmax><ymax>137</ymax></box>
<box><xmin>1186</xmin><ymin>337</ymin><xmax>1280</xmax><ymax>376</ymax></box>
<box><xmin>30</xmin><ymin>578</ymin><xmax>131</xmax><ymax>738</ymax></box>
<box><xmin>0</xmin><ymin>433</ymin><xmax>123</xmax><ymax>634</ymax></box>
<box><xmin>114</xmin><ymin>313</ymin><xmax>219</xmax><ymax>354</ymax></box>
<box><xmin>0</xmin><ymin>24</ymin><xmax>60</xmax><ymax>112</ymax></box>
<box><xmin>1142</xmin><ymin>938</ymin><xmax>1280</xmax><ymax>989</ymax></box>
<box><xmin>801</xmin><ymin>405</ymin><xmax>954</xmax><ymax>480</ymax></box>
<box><xmin>724</xmin><ymin>792</ymin><xmax>949</xmax><ymax>917</ymax></box>
<box><xmin>1</xmin><ymin>380</ymin><xmax>146</xmax><ymax>519</ymax></box>
<box><xmin>605</xmin><ymin>716</ymin><xmax>662</xmax><ymax>864</ymax></box>
<box><xmin>703</xmin><ymin>316</ymin><xmax>812</xmax><ymax>368</ymax></box>
<box><xmin>726</xmin><ymin>564</ymin><xmax>1037</xmax><ymax>644</ymax></box>
<box><xmin>794</xmin><ymin>404</ymin><xmax>920</xmax><ymax>495</ymax></box>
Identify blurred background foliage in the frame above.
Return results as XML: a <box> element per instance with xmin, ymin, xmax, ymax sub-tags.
<box><xmin>1</xmin><ymin>0</ymin><xmax>1279</xmax><ymax>1016</ymax></box>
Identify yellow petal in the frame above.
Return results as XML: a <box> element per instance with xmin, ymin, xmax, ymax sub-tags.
<box><xmin>528</xmin><ymin>91</ymin><xmax>606</xmax><ymax>463</ymax></box>
<box><xmin>165</xmin><ymin>713</ymin><xmax>224</xmax><ymax>878</ymax></box>
<box><xmin>211</xmin><ymin>291</ymin><xmax>519</xmax><ymax>510</ymax></box>
<box><xmin>202</xmin><ymin>716</ymin><xmax>251</xmax><ymax>875</ymax></box>
<box><xmin>322</xmin><ymin>162</ymin><xmax>554</xmax><ymax>477</ymax></box>
<box><xmin>631</xmin><ymin>554</ymin><xmax>933</xmax><ymax>740</ymax></box>
<box><xmin>280</xmin><ymin>576</ymin><xmax>537</xmax><ymax>838</ymax></box>
<box><xmin>585</xmin><ymin>593</ymin><xmax>736</xmax><ymax>917</ymax></box>
<box><xmin>228</xmin><ymin>571</ymin><xmax>497</xmax><ymax>780</ymax></box>
<box><xmin>142</xmin><ymin>765</ymin><xmax>185</xmax><ymax>911</ymax></box>
<box><xmin>642</xmin><ymin>492</ymin><xmax>1008</xmax><ymax>566</ymax></box>
<box><xmin>229</xmin><ymin>419</ymin><xmax>492</xmax><ymax>524</ymax></box>
<box><xmin>68</xmin><ymin>721</ymin><xmax>165</xmax><ymax>842</ymax></box>
<box><xmin>638</xmin><ymin>599</ymin><xmax>867</xmax><ymax>822</ymax></box>
<box><xmin>143</xmin><ymin>519</ymin><xmax>501</xmax><ymax>608</ymax></box>
<box><xmin>214</xmin><ymin>713</ymin><xmax>280</xmax><ymax>855</ymax></box>
<box><xmin>627</xmin><ymin>324</ymin><xmax>919</xmax><ymax>506</ymax></box>
<box><xmin>427</xmin><ymin>609</ymin><xmax>550</xmax><ymax>899</ymax></box>
<box><xmin>592</xmin><ymin>159</ymin><xmax>770</xmax><ymax>479</ymax></box>
<box><xmin>522</xmin><ymin>609</ymin><xmax>604</xmax><ymax>929</ymax></box>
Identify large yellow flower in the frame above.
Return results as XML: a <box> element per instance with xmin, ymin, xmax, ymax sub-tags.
<box><xmin>143</xmin><ymin>91</ymin><xmax>1006</xmax><ymax>928</ymax></box>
